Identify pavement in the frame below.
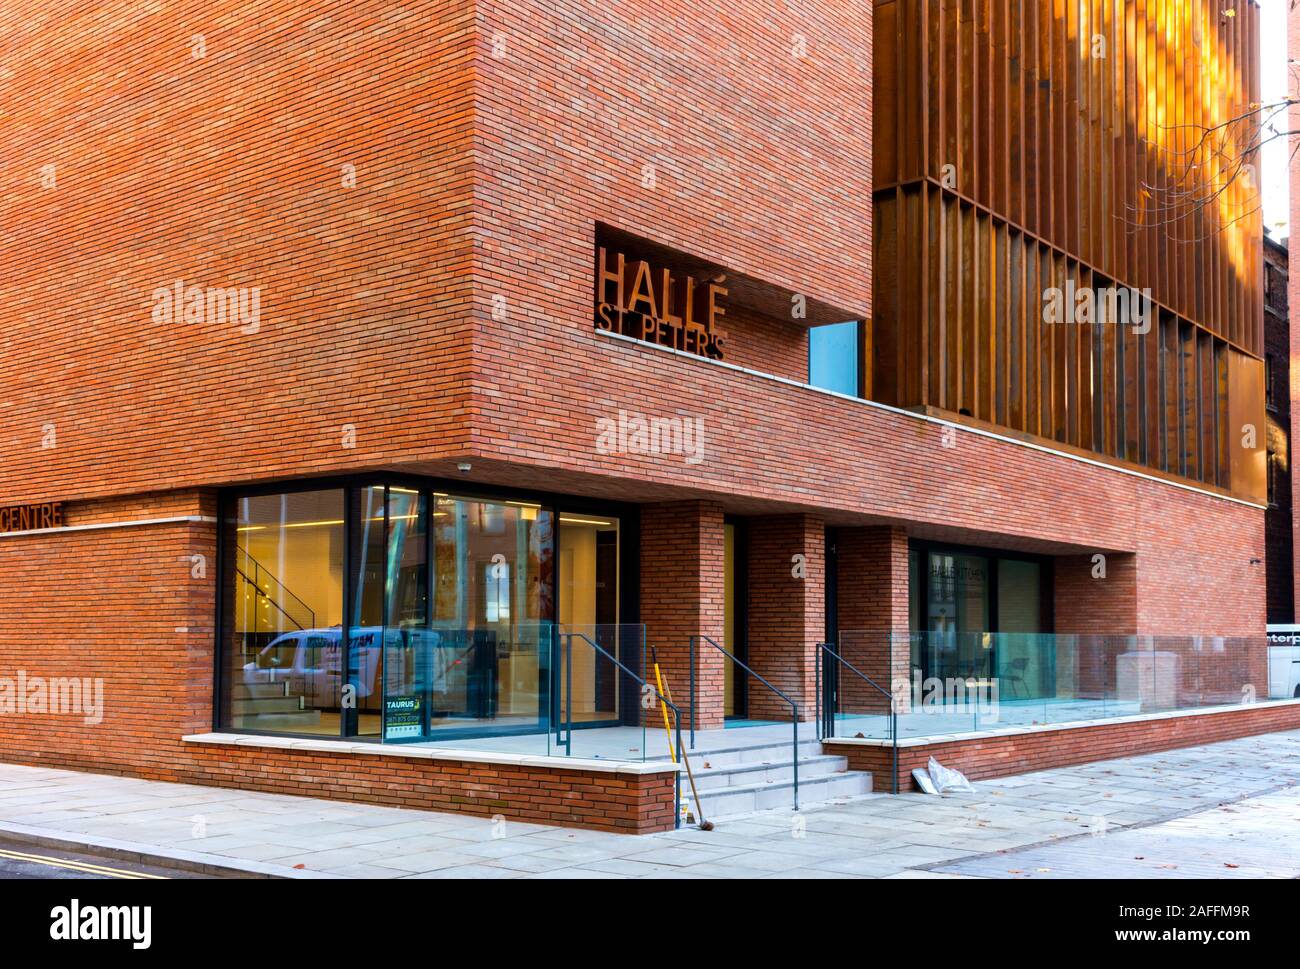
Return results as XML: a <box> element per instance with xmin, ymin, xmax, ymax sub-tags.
<box><xmin>1</xmin><ymin>729</ymin><xmax>1299</xmax><ymax>879</ymax></box>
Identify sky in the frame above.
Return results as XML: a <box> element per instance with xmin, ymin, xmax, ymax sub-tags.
<box><xmin>1260</xmin><ymin>0</ymin><xmax>1289</xmax><ymax>239</ymax></box>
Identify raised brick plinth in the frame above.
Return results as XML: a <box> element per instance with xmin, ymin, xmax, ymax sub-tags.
<box><xmin>826</xmin><ymin>701</ymin><xmax>1300</xmax><ymax>793</ymax></box>
<box><xmin>178</xmin><ymin>736</ymin><xmax>679</xmax><ymax>834</ymax></box>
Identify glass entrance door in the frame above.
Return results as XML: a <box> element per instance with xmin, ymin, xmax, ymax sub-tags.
<box><xmin>557</xmin><ymin>513</ymin><xmax>621</xmax><ymax>725</ymax></box>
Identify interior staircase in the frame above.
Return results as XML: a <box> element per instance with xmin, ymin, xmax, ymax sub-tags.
<box><xmin>232</xmin><ymin>677</ymin><xmax>323</xmax><ymax>731</ymax></box>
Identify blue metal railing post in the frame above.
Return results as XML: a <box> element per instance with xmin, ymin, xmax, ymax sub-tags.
<box><xmin>817</xmin><ymin>641</ymin><xmax>899</xmax><ymax>795</ymax></box>
<box><xmin>815</xmin><ymin>645</ymin><xmax>821</xmax><ymax>740</ymax></box>
<box><xmin>689</xmin><ymin>636</ymin><xmax>696</xmax><ymax>749</ymax></box>
<box><xmin>694</xmin><ymin>635</ymin><xmax>800</xmax><ymax>812</ymax></box>
<box><xmin>792</xmin><ymin>707</ymin><xmax>800</xmax><ymax>811</ymax></box>
<box><xmin>549</xmin><ymin>629</ymin><xmax>558</xmax><ymax>751</ymax></box>
<box><xmin>566</xmin><ymin>634</ymin><xmax>573</xmax><ymax>756</ymax></box>
<box><xmin>891</xmin><ymin>704</ymin><xmax>898</xmax><ymax>795</ymax></box>
<box><xmin>564</xmin><ymin>632</ymin><xmax>684</xmax><ymax>825</ymax></box>
<box><xmin>675</xmin><ymin>708</ymin><xmax>683</xmax><ymax>828</ymax></box>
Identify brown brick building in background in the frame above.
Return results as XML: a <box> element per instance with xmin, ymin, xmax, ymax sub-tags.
<box><xmin>1263</xmin><ymin>235</ymin><xmax>1292</xmax><ymax>624</ymax></box>
<box><xmin>0</xmin><ymin>0</ymin><xmax>1291</xmax><ymax>831</ymax></box>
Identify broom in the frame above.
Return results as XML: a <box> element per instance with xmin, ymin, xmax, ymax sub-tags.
<box><xmin>650</xmin><ymin>647</ymin><xmax>712</xmax><ymax>831</ymax></box>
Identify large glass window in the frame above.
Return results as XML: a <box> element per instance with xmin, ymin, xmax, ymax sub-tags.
<box><xmin>923</xmin><ymin>552</ymin><xmax>990</xmax><ymax>682</ymax></box>
<box><xmin>225</xmin><ymin>489</ymin><xmax>346</xmax><ymax>735</ymax></box>
<box><xmin>908</xmin><ymin>545</ymin><xmax>1051</xmax><ymax>696</ymax></box>
<box><xmin>412</xmin><ymin>494</ymin><xmax>555</xmax><ymax>739</ymax></box>
<box><xmin>809</xmin><ymin>320</ymin><xmax>860</xmax><ymax>396</ymax></box>
<box><xmin>221</xmin><ymin>484</ymin><xmax>565</xmax><ymax>742</ymax></box>
<box><xmin>349</xmin><ymin>485</ymin><xmax>386</xmax><ymax>736</ymax></box>
<box><xmin>994</xmin><ymin>558</ymin><xmax>1049</xmax><ymax>697</ymax></box>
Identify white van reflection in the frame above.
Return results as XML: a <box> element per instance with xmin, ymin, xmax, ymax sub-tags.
<box><xmin>1266</xmin><ymin>626</ymin><xmax>1300</xmax><ymax>699</ymax></box>
<box><xmin>243</xmin><ymin>627</ymin><xmax>383</xmax><ymax>701</ymax></box>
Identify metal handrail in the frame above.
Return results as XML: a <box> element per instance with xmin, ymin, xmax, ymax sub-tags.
<box><xmin>690</xmin><ymin>635</ymin><xmax>800</xmax><ymax>811</ymax></box>
<box><xmin>234</xmin><ymin>564</ymin><xmax>310</xmax><ymax>632</ymax></box>
<box><xmin>555</xmin><ymin>631</ymin><xmax>684</xmax><ymax>829</ymax></box>
<box><xmin>815</xmin><ymin>641</ymin><xmax>898</xmax><ymax>795</ymax></box>
<box><xmin>235</xmin><ymin>547</ymin><xmax>317</xmax><ymax>630</ymax></box>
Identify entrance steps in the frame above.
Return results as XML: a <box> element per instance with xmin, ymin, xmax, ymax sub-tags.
<box><xmin>654</xmin><ymin>734</ymin><xmax>873</xmax><ymax>819</ymax></box>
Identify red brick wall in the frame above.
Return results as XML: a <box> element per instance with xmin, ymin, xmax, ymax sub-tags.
<box><xmin>0</xmin><ymin>0</ymin><xmax>478</xmax><ymax>506</ymax></box>
<box><xmin>639</xmin><ymin>501</ymin><xmax>726</xmax><ymax>727</ymax></box>
<box><xmin>0</xmin><ymin>493</ymin><xmax>216</xmax><ymax>778</ymax></box>
<box><xmin>180</xmin><ymin>742</ymin><xmax>676</xmax><ymax>833</ymax></box>
<box><xmin>0</xmin><ymin>0</ymin><xmax>1266</xmax><ymax>642</ymax></box>
<box><xmin>0</xmin><ymin>0</ymin><xmax>1276</xmax><ymax>823</ymax></box>
<box><xmin>746</xmin><ymin>515</ymin><xmax>824</xmax><ymax>721</ymax></box>
<box><xmin>1055</xmin><ymin>553</ymin><xmax>1137</xmax><ymax>634</ymax></box>
<box><xmin>832</xmin><ymin>701</ymin><xmax>1300</xmax><ymax>792</ymax></box>
<box><xmin>835</xmin><ymin>526</ymin><xmax>909</xmax><ymax>712</ymax></box>
<box><xmin>717</xmin><ymin>305</ymin><xmax>810</xmax><ymax>383</ymax></box>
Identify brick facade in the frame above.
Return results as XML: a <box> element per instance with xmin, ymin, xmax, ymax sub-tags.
<box><xmin>181</xmin><ymin>741</ymin><xmax>677</xmax><ymax>833</ymax></box>
<box><xmin>0</xmin><ymin>0</ymin><xmax>1281</xmax><ymax>829</ymax></box>
<box><xmin>1055</xmin><ymin>553</ymin><xmax>1137</xmax><ymax>634</ymax></box>
<box><xmin>746</xmin><ymin>515</ymin><xmax>825</xmax><ymax>722</ymax></box>
<box><xmin>835</xmin><ymin>526</ymin><xmax>910</xmax><ymax>711</ymax></box>
<box><xmin>0</xmin><ymin>493</ymin><xmax>216</xmax><ymax>779</ymax></box>
<box><xmin>639</xmin><ymin>501</ymin><xmax>726</xmax><ymax>728</ymax></box>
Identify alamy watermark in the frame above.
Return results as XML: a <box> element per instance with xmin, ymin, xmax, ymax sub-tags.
<box><xmin>50</xmin><ymin>900</ymin><xmax>150</xmax><ymax>949</ymax></box>
<box><xmin>1042</xmin><ymin>281</ymin><xmax>1152</xmax><ymax>334</ymax></box>
<box><xmin>893</xmin><ymin>671</ymin><xmax>1000</xmax><ymax>723</ymax></box>
<box><xmin>0</xmin><ymin>671</ymin><xmax>103</xmax><ymax>724</ymax></box>
<box><xmin>151</xmin><ymin>279</ymin><xmax>261</xmax><ymax>333</ymax></box>
<box><xmin>595</xmin><ymin>408</ymin><xmax>705</xmax><ymax>465</ymax></box>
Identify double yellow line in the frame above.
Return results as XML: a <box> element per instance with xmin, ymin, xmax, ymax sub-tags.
<box><xmin>0</xmin><ymin>846</ymin><xmax>167</xmax><ymax>880</ymax></box>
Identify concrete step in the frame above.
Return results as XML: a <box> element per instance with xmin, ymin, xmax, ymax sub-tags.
<box><xmin>688</xmin><ymin>754</ymin><xmax>851</xmax><ymax>792</ymax></box>
<box><xmin>232</xmin><ymin>682</ymin><xmax>289</xmax><ymax>701</ymax></box>
<box><xmin>688</xmin><ymin>770</ymin><xmax>873</xmax><ymax>819</ymax></box>
<box><xmin>671</xmin><ymin>737</ymin><xmax>826</xmax><ymax>768</ymax></box>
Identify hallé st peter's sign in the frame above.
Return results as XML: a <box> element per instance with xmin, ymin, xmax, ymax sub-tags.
<box><xmin>0</xmin><ymin>502</ymin><xmax>65</xmax><ymax>534</ymax></box>
<box><xmin>595</xmin><ymin>246</ymin><xmax>728</xmax><ymax>361</ymax></box>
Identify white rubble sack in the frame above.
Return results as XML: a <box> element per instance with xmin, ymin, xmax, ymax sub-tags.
<box><xmin>918</xmin><ymin>757</ymin><xmax>974</xmax><ymax>794</ymax></box>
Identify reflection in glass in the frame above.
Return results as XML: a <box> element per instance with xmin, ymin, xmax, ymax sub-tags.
<box><xmin>389</xmin><ymin>495</ymin><xmax>555</xmax><ymax>740</ymax></box>
<box><xmin>225</xmin><ymin>485</ymin><xmax>575</xmax><ymax>744</ymax></box>
<box><xmin>227</xmin><ymin>489</ymin><xmax>346</xmax><ymax>735</ymax></box>
<box><xmin>925</xmin><ymin>552</ymin><xmax>990</xmax><ymax>682</ymax></box>
<box><xmin>381</xmin><ymin>489</ymin><xmax>428</xmax><ymax>739</ymax></box>
<box><xmin>994</xmin><ymin>560</ymin><xmax>1049</xmax><ymax>698</ymax></box>
<box><xmin>349</xmin><ymin>486</ymin><xmax>386</xmax><ymax>737</ymax></box>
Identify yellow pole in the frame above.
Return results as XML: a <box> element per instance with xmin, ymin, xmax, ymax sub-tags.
<box><xmin>652</xmin><ymin>660</ymin><xmax>677</xmax><ymax>764</ymax></box>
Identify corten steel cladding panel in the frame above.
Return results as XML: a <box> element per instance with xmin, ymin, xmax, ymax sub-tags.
<box><xmin>872</xmin><ymin>0</ymin><xmax>1266</xmax><ymax>501</ymax></box>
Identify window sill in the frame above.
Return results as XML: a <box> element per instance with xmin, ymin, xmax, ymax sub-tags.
<box><xmin>181</xmin><ymin>732</ymin><xmax>680</xmax><ymax>775</ymax></box>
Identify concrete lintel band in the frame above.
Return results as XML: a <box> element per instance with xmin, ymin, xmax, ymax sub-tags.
<box><xmin>0</xmin><ymin>515</ymin><xmax>217</xmax><ymax>540</ymax></box>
